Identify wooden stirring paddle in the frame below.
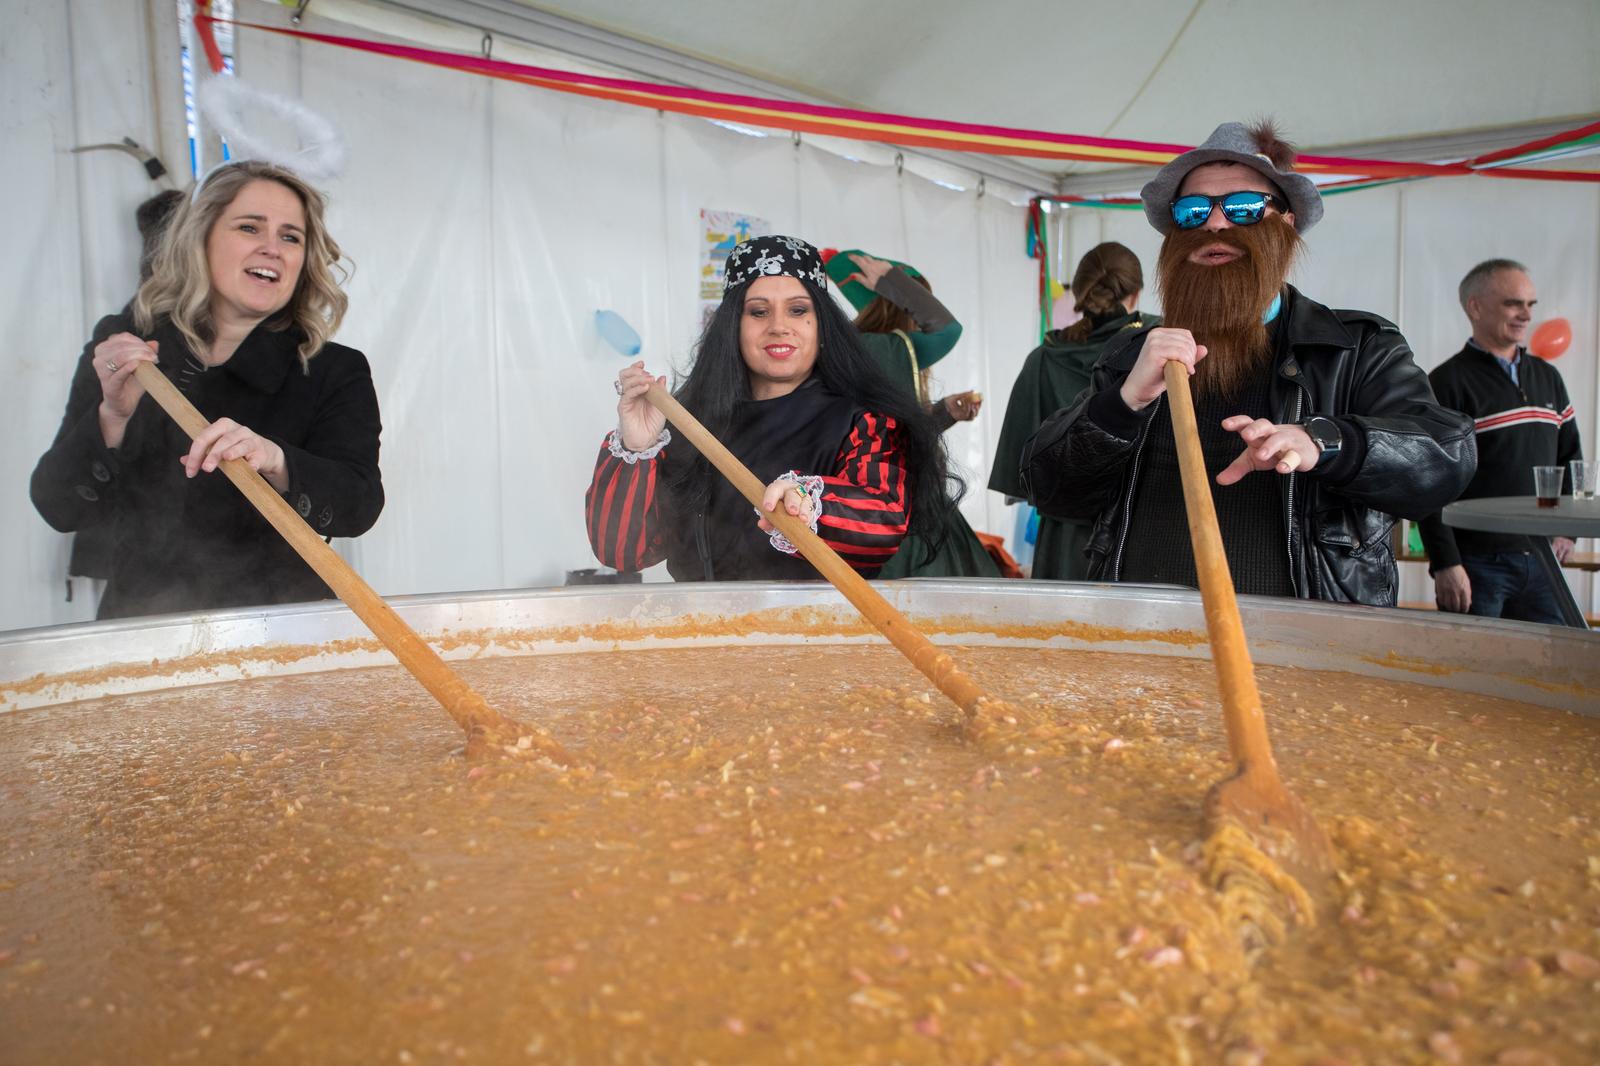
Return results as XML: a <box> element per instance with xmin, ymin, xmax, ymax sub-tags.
<box><xmin>644</xmin><ymin>382</ymin><xmax>992</xmax><ymax>721</ymax></box>
<box><xmin>1161</xmin><ymin>360</ymin><xmax>1336</xmax><ymax>900</ymax></box>
<box><xmin>132</xmin><ymin>362</ymin><xmax>573</xmax><ymax>764</ymax></box>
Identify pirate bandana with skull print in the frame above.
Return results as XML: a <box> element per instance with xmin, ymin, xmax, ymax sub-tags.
<box><xmin>723</xmin><ymin>234</ymin><xmax>828</xmax><ymax>295</ymax></box>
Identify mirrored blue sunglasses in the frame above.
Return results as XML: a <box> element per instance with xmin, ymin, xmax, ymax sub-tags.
<box><xmin>1169</xmin><ymin>191</ymin><xmax>1287</xmax><ymax>230</ymax></box>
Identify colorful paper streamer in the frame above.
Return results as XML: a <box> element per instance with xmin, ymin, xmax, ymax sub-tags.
<box><xmin>193</xmin><ymin>12</ymin><xmax>1598</xmax><ymax>186</ymax></box>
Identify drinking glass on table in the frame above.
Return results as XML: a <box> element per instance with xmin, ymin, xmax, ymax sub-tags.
<box><xmin>1571</xmin><ymin>459</ymin><xmax>1598</xmax><ymax>501</ymax></box>
<box><xmin>1532</xmin><ymin>465</ymin><xmax>1565</xmax><ymax>508</ymax></box>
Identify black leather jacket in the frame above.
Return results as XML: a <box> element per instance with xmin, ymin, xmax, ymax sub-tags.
<box><xmin>1020</xmin><ymin>286</ymin><xmax>1476</xmax><ymax>606</ymax></box>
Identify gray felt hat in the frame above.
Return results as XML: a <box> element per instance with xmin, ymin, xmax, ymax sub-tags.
<box><xmin>1140</xmin><ymin>122</ymin><xmax>1324</xmax><ymax>235</ymax></box>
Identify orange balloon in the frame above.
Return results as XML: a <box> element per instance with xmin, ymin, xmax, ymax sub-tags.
<box><xmin>1529</xmin><ymin>317</ymin><xmax>1571</xmax><ymax>360</ymax></box>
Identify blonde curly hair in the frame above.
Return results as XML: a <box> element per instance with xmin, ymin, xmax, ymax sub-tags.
<box><xmin>134</xmin><ymin>161</ymin><xmax>348</xmax><ymax>368</ymax></box>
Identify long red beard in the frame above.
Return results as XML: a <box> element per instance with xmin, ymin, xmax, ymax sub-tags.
<box><xmin>1156</xmin><ymin>216</ymin><xmax>1302</xmax><ymax>401</ymax></box>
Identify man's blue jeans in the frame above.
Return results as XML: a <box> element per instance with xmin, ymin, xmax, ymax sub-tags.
<box><xmin>1461</xmin><ymin>550</ymin><xmax>1566</xmax><ymax>625</ymax></box>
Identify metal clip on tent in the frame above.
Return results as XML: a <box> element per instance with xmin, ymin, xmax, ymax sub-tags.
<box><xmin>70</xmin><ymin>138</ymin><xmax>170</xmax><ymax>183</ymax></box>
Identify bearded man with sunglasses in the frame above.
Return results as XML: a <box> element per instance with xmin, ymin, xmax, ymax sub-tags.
<box><xmin>1020</xmin><ymin>121</ymin><xmax>1475</xmax><ymax>605</ymax></box>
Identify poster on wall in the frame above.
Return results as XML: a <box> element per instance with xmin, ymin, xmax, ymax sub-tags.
<box><xmin>701</xmin><ymin>209</ymin><xmax>772</xmax><ymax>329</ymax></box>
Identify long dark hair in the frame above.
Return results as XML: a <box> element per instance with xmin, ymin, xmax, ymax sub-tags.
<box><xmin>668</xmin><ymin>276</ymin><xmax>960</xmax><ymax>551</ymax></box>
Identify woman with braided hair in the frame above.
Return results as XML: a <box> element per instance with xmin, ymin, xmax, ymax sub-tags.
<box><xmin>989</xmin><ymin>242</ymin><xmax>1155</xmax><ymax>580</ymax></box>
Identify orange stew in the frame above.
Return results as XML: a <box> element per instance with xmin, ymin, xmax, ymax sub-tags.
<box><xmin>2</xmin><ymin>645</ymin><xmax>1596</xmax><ymax>1064</ymax></box>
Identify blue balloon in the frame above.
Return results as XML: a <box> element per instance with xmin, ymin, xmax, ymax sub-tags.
<box><xmin>595</xmin><ymin>310</ymin><xmax>642</xmax><ymax>357</ymax></box>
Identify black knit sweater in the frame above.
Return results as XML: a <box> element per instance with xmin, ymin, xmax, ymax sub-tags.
<box><xmin>1120</xmin><ymin>372</ymin><xmax>1294</xmax><ymax>596</ymax></box>
<box><xmin>1417</xmin><ymin>341</ymin><xmax>1582</xmax><ymax>569</ymax></box>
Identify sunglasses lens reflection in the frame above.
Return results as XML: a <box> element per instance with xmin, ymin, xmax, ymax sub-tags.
<box><xmin>1221</xmin><ymin>192</ymin><xmax>1268</xmax><ymax>223</ymax></box>
<box><xmin>1171</xmin><ymin>196</ymin><xmax>1214</xmax><ymax>229</ymax></box>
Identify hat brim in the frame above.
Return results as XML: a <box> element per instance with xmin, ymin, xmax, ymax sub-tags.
<box><xmin>1140</xmin><ymin>150</ymin><xmax>1324</xmax><ymax>234</ymax></box>
<box><xmin>824</xmin><ymin>249</ymin><xmax>922</xmax><ymax>313</ymax></box>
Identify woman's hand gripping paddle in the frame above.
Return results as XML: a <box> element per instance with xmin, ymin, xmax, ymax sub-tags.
<box><xmin>132</xmin><ymin>362</ymin><xmax>574</xmax><ymax>764</ymax></box>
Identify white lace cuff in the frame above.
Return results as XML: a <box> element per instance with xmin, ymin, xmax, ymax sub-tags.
<box><xmin>757</xmin><ymin>471</ymin><xmax>825</xmax><ymax>555</ymax></box>
<box><xmin>606</xmin><ymin>427</ymin><xmax>670</xmax><ymax>464</ymax></box>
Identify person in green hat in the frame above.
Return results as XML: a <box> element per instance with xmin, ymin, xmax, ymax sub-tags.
<box><xmin>829</xmin><ymin>250</ymin><xmax>999</xmax><ymax>578</ymax></box>
<box><xmin>828</xmin><ymin>251</ymin><xmax>976</xmax><ymax>416</ymax></box>
<box><xmin>989</xmin><ymin>242</ymin><xmax>1154</xmax><ymax>579</ymax></box>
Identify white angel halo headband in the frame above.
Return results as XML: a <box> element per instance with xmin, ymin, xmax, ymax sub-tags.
<box><xmin>191</xmin><ymin>73</ymin><xmax>347</xmax><ymax>200</ymax></box>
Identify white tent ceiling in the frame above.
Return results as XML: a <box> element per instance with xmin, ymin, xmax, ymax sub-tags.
<box><xmin>493</xmin><ymin>0</ymin><xmax>1600</xmax><ymax>185</ymax></box>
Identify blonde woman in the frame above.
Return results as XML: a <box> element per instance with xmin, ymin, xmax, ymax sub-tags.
<box><xmin>31</xmin><ymin>161</ymin><xmax>383</xmax><ymax>618</ymax></box>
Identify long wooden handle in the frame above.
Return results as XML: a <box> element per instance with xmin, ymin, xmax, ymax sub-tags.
<box><xmin>131</xmin><ymin>362</ymin><xmax>563</xmax><ymax>758</ymax></box>
<box><xmin>1161</xmin><ymin>361</ymin><xmax>1279</xmax><ymax>779</ymax></box>
<box><xmin>644</xmin><ymin>383</ymin><xmax>989</xmax><ymax>717</ymax></box>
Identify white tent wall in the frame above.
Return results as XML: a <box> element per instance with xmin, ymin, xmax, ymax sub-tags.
<box><xmin>266</xmin><ymin>15</ymin><xmax>507</xmax><ymax>597</ymax></box>
<box><xmin>4</xmin><ymin>0</ymin><xmax>181</xmax><ymax>631</ymax></box>
<box><xmin>968</xmin><ymin>193</ymin><xmax>1048</xmax><ymax>541</ymax></box>
<box><xmin>1060</xmin><ymin>180</ymin><xmax>1600</xmax><ymax>614</ymax></box>
<box><xmin>2</xmin><ymin>1</ymin><xmax>1038</xmax><ymax>630</ymax></box>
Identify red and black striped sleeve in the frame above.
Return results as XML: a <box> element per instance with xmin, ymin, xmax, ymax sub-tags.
<box><xmin>815</xmin><ymin>411</ymin><xmax>912</xmax><ymax>571</ymax></box>
<box><xmin>585</xmin><ymin>432</ymin><xmax>667</xmax><ymax>571</ymax></box>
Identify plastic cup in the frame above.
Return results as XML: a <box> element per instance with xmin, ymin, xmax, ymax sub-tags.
<box><xmin>1532</xmin><ymin>465</ymin><xmax>1564</xmax><ymax>508</ymax></box>
<box><xmin>1571</xmin><ymin>459</ymin><xmax>1598</xmax><ymax>501</ymax></box>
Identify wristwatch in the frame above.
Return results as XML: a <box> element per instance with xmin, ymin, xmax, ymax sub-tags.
<box><xmin>1300</xmin><ymin>416</ymin><xmax>1343</xmax><ymax>463</ymax></box>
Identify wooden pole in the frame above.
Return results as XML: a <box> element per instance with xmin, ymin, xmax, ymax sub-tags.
<box><xmin>1161</xmin><ymin>360</ymin><xmax>1277</xmax><ymax>771</ymax></box>
<box><xmin>131</xmin><ymin>362</ymin><xmax>572</xmax><ymax>763</ymax></box>
<box><xmin>645</xmin><ymin>383</ymin><xmax>989</xmax><ymax>717</ymax></box>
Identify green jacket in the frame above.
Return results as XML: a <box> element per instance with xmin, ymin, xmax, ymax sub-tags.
<box><xmin>857</xmin><ymin>325</ymin><xmax>962</xmax><ymax>404</ymax></box>
<box><xmin>855</xmin><ymin>265</ymin><xmax>963</xmax><ymax>403</ymax></box>
<box><xmin>989</xmin><ymin>312</ymin><xmax>1155</xmax><ymax>499</ymax></box>
<box><xmin>989</xmin><ymin>311</ymin><xmax>1155</xmax><ymax>581</ymax></box>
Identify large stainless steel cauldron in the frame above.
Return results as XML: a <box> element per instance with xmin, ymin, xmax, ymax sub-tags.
<box><xmin>3</xmin><ymin>581</ymin><xmax>1593</xmax><ymax>716</ymax></box>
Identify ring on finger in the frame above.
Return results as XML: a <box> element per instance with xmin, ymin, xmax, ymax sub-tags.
<box><xmin>105</xmin><ymin>360</ymin><xmax>118</xmax><ymax>373</ymax></box>
<box><xmin>614</xmin><ymin>380</ymin><xmax>623</xmax><ymax>395</ymax></box>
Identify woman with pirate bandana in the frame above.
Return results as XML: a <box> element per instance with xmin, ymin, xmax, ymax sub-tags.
<box><xmin>585</xmin><ymin>235</ymin><xmax>956</xmax><ymax>581</ymax></box>
<box><xmin>1020</xmin><ymin>122</ymin><xmax>1474</xmax><ymax>606</ymax></box>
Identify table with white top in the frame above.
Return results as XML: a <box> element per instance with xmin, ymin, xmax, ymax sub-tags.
<box><xmin>1441</xmin><ymin>495</ymin><xmax>1600</xmax><ymax>629</ymax></box>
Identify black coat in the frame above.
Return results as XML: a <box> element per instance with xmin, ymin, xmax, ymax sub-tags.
<box><xmin>663</xmin><ymin>380</ymin><xmax>867</xmax><ymax>581</ymax></box>
<box><xmin>1020</xmin><ymin>286</ymin><xmax>1477</xmax><ymax>606</ymax></box>
<box><xmin>31</xmin><ymin>311</ymin><xmax>384</xmax><ymax>619</ymax></box>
